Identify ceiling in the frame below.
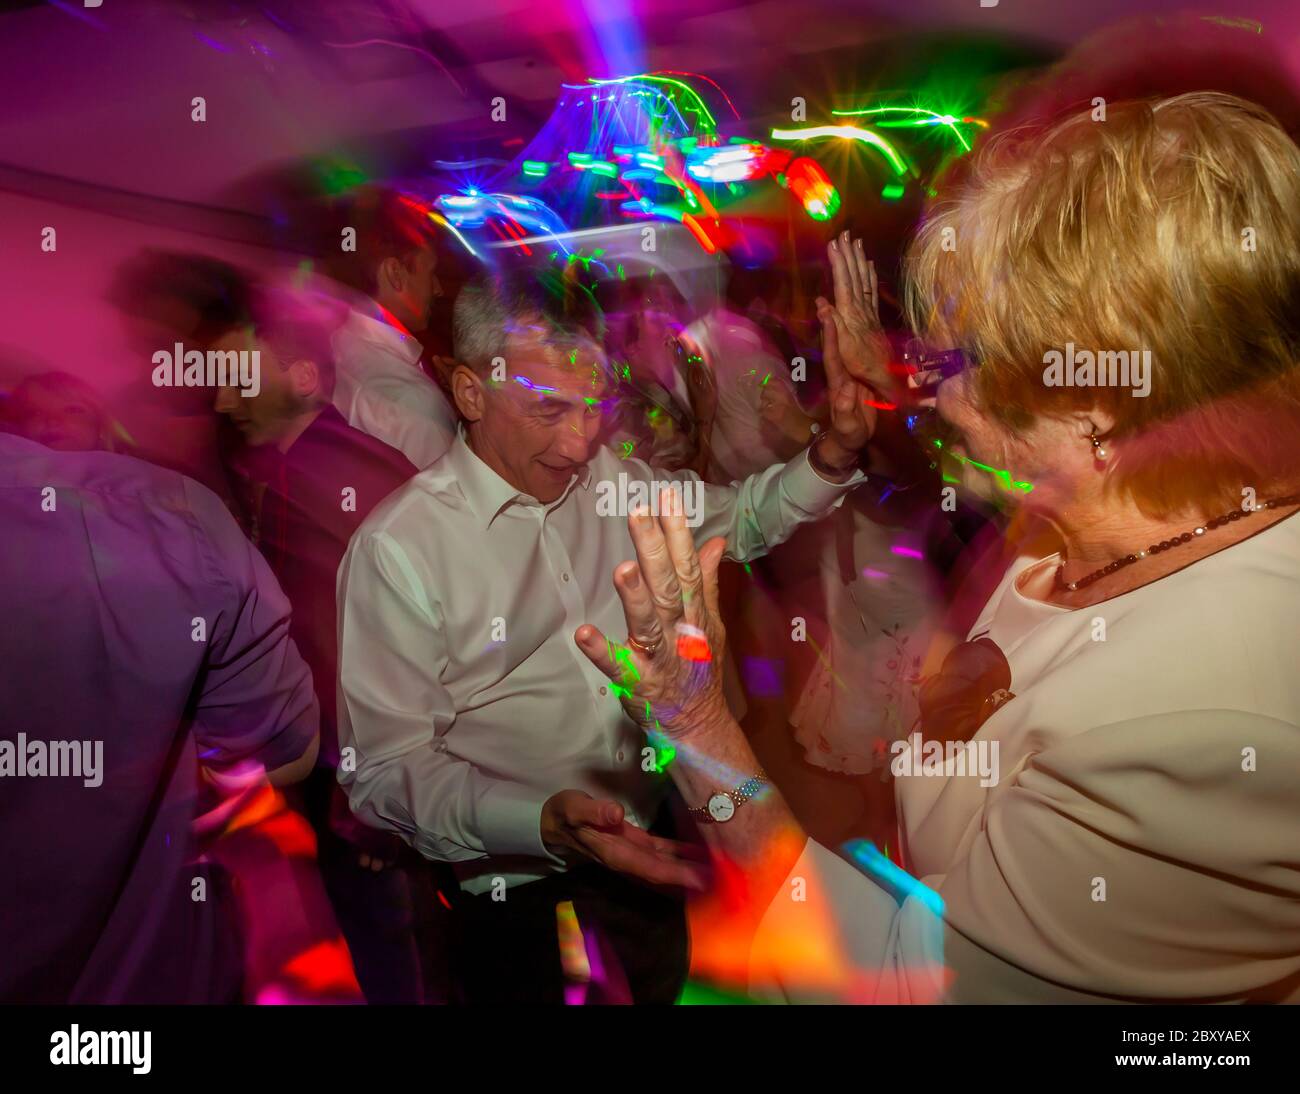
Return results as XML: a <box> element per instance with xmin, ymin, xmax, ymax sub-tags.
<box><xmin>0</xmin><ymin>0</ymin><xmax>1295</xmax><ymax>220</ymax></box>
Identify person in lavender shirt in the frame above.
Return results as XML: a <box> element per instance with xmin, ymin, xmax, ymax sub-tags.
<box><xmin>0</xmin><ymin>429</ymin><xmax>319</xmax><ymax>1003</ymax></box>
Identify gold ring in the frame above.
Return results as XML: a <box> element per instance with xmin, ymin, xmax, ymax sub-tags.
<box><xmin>627</xmin><ymin>633</ymin><xmax>662</xmax><ymax>658</ymax></box>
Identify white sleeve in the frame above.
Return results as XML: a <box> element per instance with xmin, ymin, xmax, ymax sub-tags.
<box><xmin>752</xmin><ymin>708</ymin><xmax>1300</xmax><ymax>1003</ymax></box>
<box><xmin>933</xmin><ymin>707</ymin><xmax>1300</xmax><ymax>1001</ymax></box>
<box><xmin>336</xmin><ymin>531</ymin><xmax>553</xmax><ymax>862</ymax></box>
<box><xmin>636</xmin><ymin>446</ymin><xmax>866</xmax><ymax>562</ymax></box>
<box><xmin>749</xmin><ymin>838</ymin><xmax>948</xmax><ymax>1004</ymax></box>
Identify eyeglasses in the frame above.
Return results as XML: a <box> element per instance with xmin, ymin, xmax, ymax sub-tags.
<box><xmin>902</xmin><ymin>339</ymin><xmax>974</xmax><ymax>386</ymax></box>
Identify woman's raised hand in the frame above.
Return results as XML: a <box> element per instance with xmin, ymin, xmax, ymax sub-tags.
<box><xmin>817</xmin><ymin>229</ymin><xmax>892</xmax><ymax>395</ymax></box>
<box><xmin>575</xmin><ymin>493</ymin><xmax>732</xmax><ymax>743</ymax></box>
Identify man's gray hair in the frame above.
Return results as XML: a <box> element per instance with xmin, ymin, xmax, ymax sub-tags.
<box><xmin>452</xmin><ymin>278</ymin><xmax>510</xmax><ymax>371</ymax></box>
<box><xmin>452</xmin><ymin>272</ymin><xmax>606</xmax><ymax>374</ymax></box>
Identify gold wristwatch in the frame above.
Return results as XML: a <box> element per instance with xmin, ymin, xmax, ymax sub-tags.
<box><xmin>687</xmin><ymin>772</ymin><xmax>769</xmax><ymax>824</ymax></box>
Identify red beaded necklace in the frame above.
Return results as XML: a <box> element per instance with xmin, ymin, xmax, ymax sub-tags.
<box><xmin>1055</xmin><ymin>493</ymin><xmax>1300</xmax><ymax>592</ymax></box>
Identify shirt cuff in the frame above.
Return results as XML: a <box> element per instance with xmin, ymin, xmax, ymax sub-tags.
<box><xmin>782</xmin><ymin>446</ymin><xmax>867</xmax><ymax>511</ymax></box>
<box><xmin>475</xmin><ymin>781</ymin><xmax>556</xmax><ymax>860</ymax></box>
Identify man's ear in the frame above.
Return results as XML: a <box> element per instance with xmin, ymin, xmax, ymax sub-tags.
<box><xmin>429</xmin><ymin>355</ymin><xmax>460</xmax><ymax>388</ymax></box>
<box><xmin>450</xmin><ymin>363</ymin><xmax>487</xmax><ymax>422</ymax></box>
<box><xmin>376</xmin><ymin>256</ymin><xmax>405</xmax><ymax>298</ymax></box>
<box><xmin>287</xmin><ymin>358</ymin><xmax>321</xmax><ymax>399</ymax></box>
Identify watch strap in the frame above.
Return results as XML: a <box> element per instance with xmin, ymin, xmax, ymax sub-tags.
<box><xmin>687</xmin><ymin>772</ymin><xmax>769</xmax><ymax>824</ymax></box>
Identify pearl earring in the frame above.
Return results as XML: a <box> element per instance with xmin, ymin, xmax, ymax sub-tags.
<box><xmin>1090</xmin><ymin>433</ymin><xmax>1108</xmax><ymax>462</ymax></box>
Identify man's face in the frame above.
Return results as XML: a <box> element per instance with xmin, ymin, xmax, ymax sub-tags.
<box><xmin>211</xmin><ymin>328</ymin><xmax>302</xmax><ymax>448</ymax></box>
<box><xmin>635</xmin><ymin>284</ymin><xmax>684</xmax><ymax>346</ymax></box>
<box><xmin>471</xmin><ymin>329</ymin><xmax>609</xmax><ymax>504</ymax></box>
<box><xmin>11</xmin><ymin>384</ymin><xmax>101</xmax><ymax>451</ymax></box>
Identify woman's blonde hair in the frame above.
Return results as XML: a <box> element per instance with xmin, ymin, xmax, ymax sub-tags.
<box><xmin>905</xmin><ymin>91</ymin><xmax>1300</xmax><ymax>518</ymax></box>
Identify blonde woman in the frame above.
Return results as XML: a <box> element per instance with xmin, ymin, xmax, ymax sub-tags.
<box><xmin>576</xmin><ymin>93</ymin><xmax>1300</xmax><ymax>1003</ymax></box>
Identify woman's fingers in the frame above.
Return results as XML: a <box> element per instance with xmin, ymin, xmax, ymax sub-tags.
<box><xmin>841</xmin><ymin>230</ymin><xmax>865</xmax><ymax>302</ymax></box>
<box><xmin>579</xmin><ymin>503</ymin><xmax>717</xmax><ymax>673</ymax></box>
<box><xmin>628</xmin><ymin>505</ymin><xmax>684</xmax><ymax>631</ymax></box>
<box><xmin>657</xmin><ymin>490</ymin><xmax>706</xmax><ymax>629</ymax></box>
<box><xmin>574</xmin><ymin>623</ymin><xmax>623</xmax><ymax>680</ymax></box>
<box><xmin>698</xmin><ymin>537</ymin><xmax>726</xmax><ymax>623</ymax></box>
<box><xmin>851</xmin><ymin>240</ymin><xmax>873</xmax><ymax>311</ymax></box>
<box><xmin>613</xmin><ymin>560</ymin><xmax>666</xmax><ymax>655</ymax></box>
<box><xmin>866</xmin><ymin>255</ymin><xmax>880</xmax><ymax>321</ymax></box>
<box><xmin>828</xmin><ymin>238</ymin><xmax>854</xmax><ymax>314</ymax></box>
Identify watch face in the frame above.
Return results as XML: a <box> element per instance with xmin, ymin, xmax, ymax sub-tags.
<box><xmin>707</xmin><ymin>793</ymin><xmax>736</xmax><ymax>823</ymax></box>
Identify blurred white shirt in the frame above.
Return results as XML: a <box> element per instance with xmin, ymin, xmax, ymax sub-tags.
<box><xmin>686</xmin><ymin>307</ymin><xmax>797</xmax><ymax>481</ymax></box>
<box><xmin>331</xmin><ymin>308</ymin><xmax>457</xmax><ymax>470</ymax></box>
<box><xmin>337</xmin><ymin>427</ymin><xmax>864</xmax><ymax>893</ymax></box>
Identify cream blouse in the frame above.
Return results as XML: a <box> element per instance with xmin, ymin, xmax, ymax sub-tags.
<box><xmin>752</xmin><ymin>510</ymin><xmax>1300</xmax><ymax>1003</ymax></box>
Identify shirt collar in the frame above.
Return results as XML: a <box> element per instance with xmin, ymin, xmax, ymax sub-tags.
<box><xmin>345</xmin><ymin>305</ymin><xmax>423</xmax><ymax>367</ymax></box>
<box><xmin>282</xmin><ymin>271</ymin><xmax>423</xmax><ymax>367</ymax></box>
<box><xmin>448</xmin><ymin>425</ymin><xmax>592</xmax><ymax>529</ymax></box>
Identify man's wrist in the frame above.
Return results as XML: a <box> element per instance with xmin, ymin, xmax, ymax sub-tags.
<box><xmin>783</xmin><ymin>412</ymin><xmax>816</xmax><ymax>445</ymax></box>
<box><xmin>808</xmin><ymin>432</ymin><xmax>860</xmax><ymax>481</ymax></box>
<box><xmin>539</xmin><ymin>794</ymin><xmax>577</xmax><ymax>859</ymax></box>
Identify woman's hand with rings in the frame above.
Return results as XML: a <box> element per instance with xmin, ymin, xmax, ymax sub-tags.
<box><xmin>575</xmin><ymin>490</ymin><xmax>731</xmax><ymax>743</ymax></box>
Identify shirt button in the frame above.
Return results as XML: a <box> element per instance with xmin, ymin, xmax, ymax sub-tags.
<box><xmin>616</xmin><ymin>750</ymin><xmax>626</xmax><ymax>762</ymax></box>
<box><xmin>599</xmin><ymin>686</ymin><xmax>608</xmax><ymax>696</ymax></box>
<box><xmin>562</xmin><ymin>573</ymin><xmax>570</xmax><ymax>582</ymax></box>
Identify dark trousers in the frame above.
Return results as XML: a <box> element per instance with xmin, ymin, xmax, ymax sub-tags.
<box><xmin>314</xmin><ymin>828</ymin><xmax>434</xmax><ymax>1004</ymax></box>
<box><xmin>450</xmin><ymin>863</ymin><xmax>689</xmax><ymax>1005</ymax></box>
<box><xmin>298</xmin><ymin>770</ymin><xmax>454</xmax><ymax>1004</ymax></box>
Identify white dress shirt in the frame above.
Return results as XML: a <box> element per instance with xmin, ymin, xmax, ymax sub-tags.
<box><xmin>331</xmin><ymin>307</ymin><xmax>457</xmax><ymax>470</ymax></box>
<box><xmin>337</xmin><ymin>428</ymin><xmax>865</xmax><ymax>893</ymax></box>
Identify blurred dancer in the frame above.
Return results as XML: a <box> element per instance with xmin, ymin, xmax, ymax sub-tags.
<box><xmin>108</xmin><ymin>250</ymin><xmax>253</xmax><ymax>506</ymax></box>
<box><xmin>212</xmin><ymin>284</ymin><xmax>445</xmax><ymax>1003</ymax></box>
<box><xmin>0</xmin><ymin>431</ymin><xmax>321</xmax><ymax>1003</ymax></box>
<box><xmin>790</xmin><ymin>237</ymin><xmax>955</xmax><ymax>793</ymax></box>
<box><xmin>315</xmin><ymin>187</ymin><xmax>458</xmax><ymax>468</ymax></box>
<box><xmin>686</xmin><ymin>305</ymin><xmax>802</xmax><ymax>483</ymax></box>
<box><xmin>3</xmin><ymin>370</ymin><xmax>134</xmax><ymax>454</ymax></box>
<box><xmin>602</xmin><ymin>276</ymin><xmax>716</xmax><ymax>473</ymax></box>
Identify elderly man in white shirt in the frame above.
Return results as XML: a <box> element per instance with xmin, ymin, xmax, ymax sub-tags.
<box><xmin>337</xmin><ymin>271</ymin><xmax>878</xmax><ymax>1002</ymax></box>
<box><xmin>319</xmin><ymin>187</ymin><xmax>459</xmax><ymax>469</ymax></box>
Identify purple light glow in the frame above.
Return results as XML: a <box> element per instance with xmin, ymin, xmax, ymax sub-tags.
<box><xmin>742</xmin><ymin>656</ymin><xmax>785</xmax><ymax>698</ymax></box>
